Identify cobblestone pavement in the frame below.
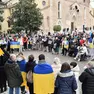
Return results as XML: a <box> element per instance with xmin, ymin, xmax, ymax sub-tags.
<box><xmin>2</xmin><ymin>50</ymin><xmax>89</xmax><ymax>94</ymax></box>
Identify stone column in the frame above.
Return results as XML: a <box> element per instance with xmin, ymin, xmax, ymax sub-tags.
<box><xmin>50</xmin><ymin>0</ymin><xmax>53</xmax><ymax>33</ymax></box>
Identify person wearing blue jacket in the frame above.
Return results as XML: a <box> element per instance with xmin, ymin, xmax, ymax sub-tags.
<box><xmin>55</xmin><ymin>62</ymin><xmax>77</xmax><ymax>94</ymax></box>
<box><xmin>17</xmin><ymin>52</ymin><xmax>26</xmax><ymax>94</ymax></box>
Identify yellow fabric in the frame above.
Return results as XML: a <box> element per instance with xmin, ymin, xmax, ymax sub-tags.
<box><xmin>28</xmin><ymin>41</ymin><xmax>32</xmax><ymax>44</ymax></box>
<box><xmin>21</xmin><ymin>72</ymin><xmax>28</xmax><ymax>90</ymax></box>
<box><xmin>64</xmin><ymin>45</ymin><xmax>69</xmax><ymax>49</ymax></box>
<box><xmin>0</xmin><ymin>48</ymin><xmax>4</xmax><ymax>56</ymax></box>
<box><xmin>33</xmin><ymin>73</ymin><xmax>55</xmax><ymax>94</ymax></box>
<box><xmin>89</xmin><ymin>43</ymin><xmax>94</xmax><ymax>49</ymax></box>
<box><xmin>10</xmin><ymin>45</ymin><xmax>20</xmax><ymax>49</ymax></box>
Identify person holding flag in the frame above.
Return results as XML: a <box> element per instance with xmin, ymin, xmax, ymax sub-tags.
<box><xmin>33</xmin><ymin>54</ymin><xmax>54</xmax><ymax>94</ymax></box>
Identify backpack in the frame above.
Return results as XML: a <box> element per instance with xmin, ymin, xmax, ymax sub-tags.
<box><xmin>26</xmin><ymin>70</ymin><xmax>33</xmax><ymax>83</ymax></box>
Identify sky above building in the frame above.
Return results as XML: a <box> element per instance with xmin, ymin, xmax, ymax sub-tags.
<box><xmin>90</xmin><ymin>0</ymin><xmax>94</xmax><ymax>8</ymax></box>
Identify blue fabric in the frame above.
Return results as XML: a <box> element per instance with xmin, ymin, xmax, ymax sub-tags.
<box><xmin>34</xmin><ymin>63</ymin><xmax>53</xmax><ymax>74</ymax></box>
<box><xmin>55</xmin><ymin>71</ymin><xmax>77</xmax><ymax>94</ymax></box>
<box><xmin>17</xmin><ymin>60</ymin><xmax>26</xmax><ymax>72</ymax></box>
<box><xmin>9</xmin><ymin>87</ymin><xmax>20</xmax><ymax>94</ymax></box>
<box><xmin>10</xmin><ymin>42</ymin><xmax>20</xmax><ymax>45</ymax></box>
<box><xmin>90</xmin><ymin>32</ymin><xmax>92</xmax><ymax>37</ymax></box>
<box><xmin>88</xmin><ymin>38</ymin><xmax>92</xmax><ymax>43</ymax></box>
<box><xmin>8</xmin><ymin>60</ymin><xmax>13</xmax><ymax>64</ymax></box>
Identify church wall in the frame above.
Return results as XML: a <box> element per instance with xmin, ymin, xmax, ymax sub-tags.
<box><xmin>40</xmin><ymin>0</ymin><xmax>94</xmax><ymax>33</ymax></box>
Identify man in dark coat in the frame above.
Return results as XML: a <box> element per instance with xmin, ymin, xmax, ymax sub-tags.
<box><xmin>4</xmin><ymin>54</ymin><xmax>23</xmax><ymax>94</ymax></box>
<box><xmin>79</xmin><ymin>61</ymin><xmax>94</xmax><ymax>94</ymax></box>
<box><xmin>0</xmin><ymin>46</ymin><xmax>10</xmax><ymax>93</ymax></box>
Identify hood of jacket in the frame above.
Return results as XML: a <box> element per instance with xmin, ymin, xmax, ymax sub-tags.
<box><xmin>85</xmin><ymin>67</ymin><xmax>94</xmax><ymax>76</ymax></box>
<box><xmin>5</xmin><ymin>59</ymin><xmax>17</xmax><ymax>68</ymax></box>
<box><xmin>58</xmin><ymin>70</ymin><xmax>74</xmax><ymax>78</ymax></box>
<box><xmin>38</xmin><ymin>60</ymin><xmax>46</xmax><ymax>64</ymax></box>
<box><xmin>72</xmin><ymin>65</ymin><xmax>80</xmax><ymax>72</ymax></box>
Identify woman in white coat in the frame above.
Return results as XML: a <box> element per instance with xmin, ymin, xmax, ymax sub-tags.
<box><xmin>70</xmin><ymin>62</ymin><xmax>80</xmax><ymax>94</ymax></box>
<box><xmin>51</xmin><ymin>57</ymin><xmax>61</xmax><ymax>78</ymax></box>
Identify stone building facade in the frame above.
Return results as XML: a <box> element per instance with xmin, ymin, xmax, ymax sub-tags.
<box><xmin>37</xmin><ymin>0</ymin><xmax>94</xmax><ymax>33</ymax></box>
<box><xmin>0</xmin><ymin>0</ymin><xmax>94</xmax><ymax>33</ymax></box>
<box><xmin>0</xmin><ymin>0</ymin><xmax>19</xmax><ymax>33</ymax></box>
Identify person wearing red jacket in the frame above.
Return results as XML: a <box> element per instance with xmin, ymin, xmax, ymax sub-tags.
<box><xmin>80</xmin><ymin>38</ymin><xmax>85</xmax><ymax>46</ymax></box>
<box><xmin>23</xmin><ymin>36</ymin><xmax>28</xmax><ymax>50</ymax></box>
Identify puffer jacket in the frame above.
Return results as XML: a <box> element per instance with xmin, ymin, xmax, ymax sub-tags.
<box><xmin>72</xmin><ymin>65</ymin><xmax>80</xmax><ymax>94</ymax></box>
<box><xmin>55</xmin><ymin>70</ymin><xmax>77</xmax><ymax>94</ymax></box>
<box><xmin>4</xmin><ymin>60</ymin><xmax>23</xmax><ymax>88</ymax></box>
<box><xmin>79</xmin><ymin>68</ymin><xmax>94</xmax><ymax>94</ymax></box>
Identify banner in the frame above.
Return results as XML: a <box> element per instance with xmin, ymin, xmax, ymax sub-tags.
<box><xmin>10</xmin><ymin>42</ymin><xmax>20</xmax><ymax>49</ymax></box>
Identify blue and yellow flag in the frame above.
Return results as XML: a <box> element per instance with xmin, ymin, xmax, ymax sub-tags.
<box><xmin>0</xmin><ymin>48</ymin><xmax>4</xmax><ymax>56</ymax></box>
<box><xmin>17</xmin><ymin>60</ymin><xmax>28</xmax><ymax>90</ymax></box>
<box><xmin>33</xmin><ymin>63</ymin><xmax>55</xmax><ymax>94</ymax></box>
<box><xmin>10</xmin><ymin>42</ymin><xmax>20</xmax><ymax>49</ymax></box>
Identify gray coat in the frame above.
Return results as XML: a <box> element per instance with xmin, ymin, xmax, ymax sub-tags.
<box><xmin>4</xmin><ymin>60</ymin><xmax>23</xmax><ymax>88</ymax></box>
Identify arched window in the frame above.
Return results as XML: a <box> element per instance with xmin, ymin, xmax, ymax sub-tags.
<box><xmin>58</xmin><ymin>2</ymin><xmax>61</xmax><ymax>19</ymax></box>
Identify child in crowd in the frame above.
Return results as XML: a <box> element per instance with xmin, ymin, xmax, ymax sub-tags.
<box><xmin>52</xmin><ymin>57</ymin><xmax>61</xmax><ymax>78</ymax></box>
<box><xmin>70</xmin><ymin>62</ymin><xmax>80</xmax><ymax>94</ymax></box>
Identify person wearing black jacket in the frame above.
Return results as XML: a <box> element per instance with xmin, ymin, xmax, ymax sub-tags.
<box><xmin>0</xmin><ymin>46</ymin><xmax>10</xmax><ymax>93</ymax></box>
<box><xmin>79</xmin><ymin>61</ymin><xmax>94</xmax><ymax>94</ymax></box>
<box><xmin>4</xmin><ymin>54</ymin><xmax>23</xmax><ymax>94</ymax></box>
<box><xmin>26</xmin><ymin>55</ymin><xmax>36</xmax><ymax>94</ymax></box>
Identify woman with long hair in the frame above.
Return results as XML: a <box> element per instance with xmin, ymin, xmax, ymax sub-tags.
<box><xmin>55</xmin><ymin>62</ymin><xmax>77</xmax><ymax>94</ymax></box>
<box><xmin>26</xmin><ymin>55</ymin><xmax>36</xmax><ymax>94</ymax></box>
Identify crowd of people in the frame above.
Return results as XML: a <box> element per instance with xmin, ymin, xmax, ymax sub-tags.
<box><xmin>0</xmin><ymin>28</ymin><xmax>94</xmax><ymax>61</ymax></box>
<box><xmin>0</xmin><ymin>28</ymin><xmax>94</xmax><ymax>94</ymax></box>
<box><xmin>0</xmin><ymin>52</ymin><xmax>94</xmax><ymax>94</ymax></box>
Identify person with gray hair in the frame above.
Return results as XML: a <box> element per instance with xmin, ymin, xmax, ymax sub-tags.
<box><xmin>79</xmin><ymin>60</ymin><xmax>94</xmax><ymax>94</ymax></box>
<box><xmin>4</xmin><ymin>54</ymin><xmax>23</xmax><ymax>94</ymax></box>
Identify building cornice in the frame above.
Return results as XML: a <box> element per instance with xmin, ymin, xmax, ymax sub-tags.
<box><xmin>41</xmin><ymin>5</ymin><xmax>50</xmax><ymax>11</ymax></box>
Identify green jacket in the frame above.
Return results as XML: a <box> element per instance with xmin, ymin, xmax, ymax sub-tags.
<box><xmin>4</xmin><ymin>60</ymin><xmax>23</xmax><ymax>88</ymax></box>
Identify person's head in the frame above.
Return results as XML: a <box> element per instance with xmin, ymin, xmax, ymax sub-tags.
<box><xmin>60</xmin><ymin>62</ymin><xmax>71</xmax><ymax>72</ymax></box>
<box><xmin>70</xmin><ymin>62</ymin><xmax>77</xmax><ymax>69</ymax></box>
<box><xmin>17</xmin><ymin>52</ymin><xmax>24</xmax><ymax>61</ymax></box>
<box><xmin>53</xmin><ymin>57</ymin><xmax>61</xmax><ymax>65</ymax></box>
<box><xmin>87</xmin><ymin>61</ymin><xmax>94</xmax><ymax>68</ymax></box>
<box><xmin>10</xmin><ymin>54</ymin><xmax>16</xmax><ymax>62</ymax></box>
<box><xmin>38</xmin><ymin>54</ymin><xmax>45</xmax><ymax>61</ymax></box>
<box><xmin>28</xmin><ymin>54</ymin><xmax>34</xmax><ymax>62</ymax></box>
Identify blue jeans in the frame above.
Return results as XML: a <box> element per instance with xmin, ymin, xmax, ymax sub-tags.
<box><xmin>9</xmin><ymin>87</ymin><xmax>20</xmax><ymax>94</ymax></box>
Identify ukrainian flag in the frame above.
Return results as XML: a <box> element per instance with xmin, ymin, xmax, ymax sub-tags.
<box><xmin>10</xmin><ymin>42</ymin><xmax>20</xmax><ymax>49</ymax></box>
<box><xmin>17</xmin><ymin>60</ymin><xmax>28</xmax><ymax>90</ymax></box>
<box><xmin>33</xmin><ymin>63</ymin><xmax>55</xmax><ymax>94</ymax></box>
<box><xmin>0</xmin><ymin>48</ymin><xmax>4</xmax><ymax>56</ymax></box>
